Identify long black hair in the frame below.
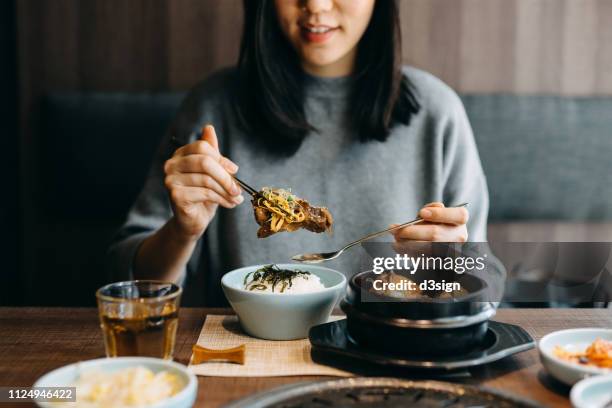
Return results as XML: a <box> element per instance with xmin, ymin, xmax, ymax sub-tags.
<box><xmin>234</xmin><ymin>0</ymin><xmax>420</xmax><ymax>155</ymax></box>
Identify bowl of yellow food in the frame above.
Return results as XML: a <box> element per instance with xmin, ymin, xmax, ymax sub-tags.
<box><xmin>33</xmin><ymin>357</ymin><xmax>197</xmax><ymax>408</ymax></box>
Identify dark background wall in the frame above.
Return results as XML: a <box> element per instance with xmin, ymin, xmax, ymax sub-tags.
<box><xmin>7</xmin><ymin>0</ymin><xmax>612</xmax><ymax>306</ymax></box>
<box><xmin>1</xmin><ymin>0</ymin><xmax>19</xmax><ymax>305</ymax></box>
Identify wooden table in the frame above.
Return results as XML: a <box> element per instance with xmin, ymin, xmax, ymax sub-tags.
<box><xmin>1</xmin><ymin>308</ymin><xmax>611</xmax><ymax>407</ymax></box>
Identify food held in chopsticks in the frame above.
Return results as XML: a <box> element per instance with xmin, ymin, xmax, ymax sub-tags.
<box><xmin>251</xmin><ymin>187</ymin><xmax>333</xmax><ymax>238</ymax></box>
<box><xmin>243</xmin><ymin>264</ymin><xmax>325</xmax><ymax>294</ymax></box>
<box><xmin>554</xmin><ymin>338</ymin><xmax>612</xmax><ymax>369</ymax></box>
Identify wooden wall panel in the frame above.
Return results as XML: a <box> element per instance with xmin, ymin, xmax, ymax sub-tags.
<box><xmin>401</xmin><ymin>0</ymin><xmax>464</xmax><ymax>88</ymax></box>
<box><xmin>561</xmin><ymin>0</ymin><xmax>599</xmax><ymax>95</ymax></box>
<box><xmin>513</xmin><ymin>0</ymin><xmax>564</xmax><ymax>93</ymax></box>
<box><xmin>459</xmin><ymin>0</ymin><xmax>518</xmax><ymax>92</ymax></box>
<box><xmin>168</xmin><ymin>0</ymin><xmax>242</xmax><ymax>89</ymax></box>
<box><xmin>76</xmin><ymin>0</ymin><xmax>170</xmax><ymax>91</ymax></box>
<box><xmin>596</xmin><ymin>0</ymin><xmax>612</xmax><ymax>92</ymax></box>
<box><xmin>15</xmin><ymin>0</ymin><xmax>612</xmax><ymax>96</ymax></box>
<box><xmin>16</xmin><ymin>0</ymin><xmax>612</xmax><ymax>95</ymax></box>
<box><xmin>40</xmin><ymin>0</ymin><xmax>80</xmax><ymax>89</ymax></box>
<box><xmin>399</xmin><ymin>0</ymin><xmax>612</xmax><ymax>96</ymax></box>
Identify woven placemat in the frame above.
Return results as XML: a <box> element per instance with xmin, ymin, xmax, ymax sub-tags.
<box><xmin>188</xmin><ymin>315</ymin><xmax>352</xmax><ymax>377</ymax></box>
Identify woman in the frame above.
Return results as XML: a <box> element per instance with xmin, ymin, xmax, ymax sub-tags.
<box><xmin>109</xmin><ymin>0</ymin><xmax>493</xmax><ymax>305</ymax></box>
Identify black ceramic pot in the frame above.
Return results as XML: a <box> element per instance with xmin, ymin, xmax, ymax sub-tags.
<box><xmin>341</xmin><ymin>271</ymin><xmax>496</xmax><ymax>356</ymax></box>
<box><xmin>345</xmin><ymin>271</ymin><xmax>492</xmax><ymax>320</ymax></box>
<box><xmin>341</xmin><ymin>300</ymin><xmax>493</xmax><ymax>356</ymax></box>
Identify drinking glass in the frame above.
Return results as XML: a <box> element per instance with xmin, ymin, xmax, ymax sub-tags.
<box><xmin>96</xmin><ymin>281</ymin><xmax>182</xmax><ymax>359</ymax></box>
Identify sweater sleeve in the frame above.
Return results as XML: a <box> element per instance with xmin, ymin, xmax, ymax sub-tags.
<box><xmin>440</xmin><ymin>93</ymin><xmax>490</xmax><ymax>242</ymax></box>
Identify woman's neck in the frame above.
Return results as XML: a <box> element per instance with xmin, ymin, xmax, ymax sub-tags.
<box><xmin>301</xmin><ymin>48</ymin><xmax>357</xmax><ymax>78</ymax></box>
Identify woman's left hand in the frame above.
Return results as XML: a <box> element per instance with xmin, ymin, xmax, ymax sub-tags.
<box><xmin>391</xmin><ymin>202</ymin><xmax>469</xmax><ymax>243</ymax></box>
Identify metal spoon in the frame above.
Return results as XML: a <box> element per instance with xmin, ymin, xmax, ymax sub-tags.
<box><xmin>291</xmin><ymin>203</ymin><xmax>469</xmax><ymax>264</ymax></box>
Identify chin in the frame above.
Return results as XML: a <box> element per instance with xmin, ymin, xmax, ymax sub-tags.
<box><xmin>302</xmin><ymin>53</ymin><xmax>343</xmax><ymax>71</ymax></box>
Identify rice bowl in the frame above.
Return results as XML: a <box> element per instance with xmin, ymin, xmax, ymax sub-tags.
<box><xmin>221</xmin><ymin>264</ymin><xmax>347</xmax><ymax>340</ymax></box>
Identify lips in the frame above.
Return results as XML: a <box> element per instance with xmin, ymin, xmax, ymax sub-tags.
<box><xmin>300</xmin><ymin>24</ymin><xmax>338</xmax><ymax>44</ymax></box>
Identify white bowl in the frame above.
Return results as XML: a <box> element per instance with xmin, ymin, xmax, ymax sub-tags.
<box><xmin>571</xmin><ymin>374</ymin><xmax>612</xmax><ymax>408</ymax></box>
<box><xmin>221</xmin><ymin>264</ymin><xmax>347</xmax><ymax>340</ymax></box>
<box><xmin>33</xmin><ymin>357</ymin><xmax>197</xmax><ymax>408</ymax></box>
<box><xmin>539</xmin><ymin>328</ymin><xmax>612</xmax><ymax>386</ymax></box>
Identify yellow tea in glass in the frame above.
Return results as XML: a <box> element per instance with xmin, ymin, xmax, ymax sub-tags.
<box><xmin>96</xmin><ymin>281</ymin><xmax>182</xmax><ymax>359</ymax></box>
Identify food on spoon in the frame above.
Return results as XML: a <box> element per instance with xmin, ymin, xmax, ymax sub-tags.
<box><xmin>243</xmin><ymin>264</ymin><xmax>325</xmax><ymax>294</ymax></box>
<box><xmin>251</xmin><ymin>187</ymin><xmax>333</xmax><ymax>238</ymax></box>
<box><xmin>52</xmin><ymin>366</ymin><xmax>183</xmax><ymax>407</ymax></box>
<box><xmin>553</xmin><ymin>338</ymin><xmax>612</xmax><ymax>369</ymax></box>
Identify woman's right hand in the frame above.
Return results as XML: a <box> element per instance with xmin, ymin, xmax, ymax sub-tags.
<box><xmin>163</xmin><ymin>125</ymin><xmax>244</xmax><ymax>241</ymax></box>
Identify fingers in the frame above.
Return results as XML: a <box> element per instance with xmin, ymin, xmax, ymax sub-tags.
<box><xmin>199</xmin><ymin>125</ymin><xmax>239</xmax><ymax>173</ymax></box>
<box><xmin>393</xmin><ymin>224</ymin><xmax>447</xmax><ymax>241</ymax></box>
<box><xmin>173</xmin><ymin>139</ymin><xmax>238</xmax><ymax>174</ymax></box>
<box><xmin>419</xmin><ymin>205</ymin><xmax>469</xmax><ymax>226</ymax></box>
<box><xmin>170</xmin><ymin>186</ymin><xmax>240</xmax><ymax>209</ymax></box>
<box><xmin>201</xmin><ymin>124</ymin><xmax>219</xmax><ymax>151</ymax></box>
<box><xmin>388</xmin><ymin>202</ymin><xmax>468</xmax><ymax>243</ymax></box>
<box><xmin>386</xmin><ymin>203</ymin><xmax>447</xmax><ymax>231</ymax></box>
<box><xmin>166</xmin><ymin>173</ymin><xmax>244</xmax><ymax>204</ymax></box>
<box><xmin>219</xmin><ymin>156</ymin><xmax>239</xmax><ymax>174</ymax></box>
<box><xmin>392</xmin><ymin>224</ymin><xmax>468</xmax><ymax>242</ymax></box>
<box><xmin>165</xmin><ymin>125</ymin><xmax>242</xmax><ymax>211</ymax></box>
<box><xmin>175</xmin><ymin>139</ymin><xmax>220</xmax><ymax>159</ymax></box>
<box><xmin>166</xmin><ymin>155</ymin><xmax>240</xmax><ymax>197</ymax></box>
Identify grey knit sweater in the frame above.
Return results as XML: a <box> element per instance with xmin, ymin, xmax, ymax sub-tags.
<box><xmin>108</xmin><ymin>66</ymin><xmax>495</xmax><ymax>305</ymax></box>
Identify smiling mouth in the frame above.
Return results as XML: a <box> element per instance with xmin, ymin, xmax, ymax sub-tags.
<box><xmin>303</xmin><ymin>26</ymin><xmax>336</xmax><ymax>34</ymax></box>
<box><xmin>300</xmin><ymin>25</ymin><xmax>339</xmax><ymax>43</ymax></box>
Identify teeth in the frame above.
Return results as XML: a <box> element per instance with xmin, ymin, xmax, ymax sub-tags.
<box><xmin>307</xmin><ymin>27</ymin><xmax>331</xmax><ymax>34</ymax></box>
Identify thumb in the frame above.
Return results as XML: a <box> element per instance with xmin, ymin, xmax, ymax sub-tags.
<box><xmin>200</xmin><ymin>124</ymin><xmax>238</xmax><ymax>173</ymax></box>
<box><xmin>200</xmin><ymin>124</ymin><xmax>220</xmax><ymax>152</ymax></box>
<box><xmin>423</xmin><ymin>202</ymin><xmax>445</xmax><ymax>208</ymax></box>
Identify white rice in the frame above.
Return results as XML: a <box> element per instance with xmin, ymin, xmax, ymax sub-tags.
<box><xmin>244</xmin><ymin>273</ymin><xmax>325</xmax><ymax>294</ymax></box>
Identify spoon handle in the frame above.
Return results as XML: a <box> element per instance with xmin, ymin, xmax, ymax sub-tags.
<box><xmin>341</xmin><ymin>218</ymin><xmax>424</xmax><ymax>251</ymax></box>
<box><xmin>341</xmin><ymin>203</ymin><xmax>469</xmax><ymax>251</ymax></box>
